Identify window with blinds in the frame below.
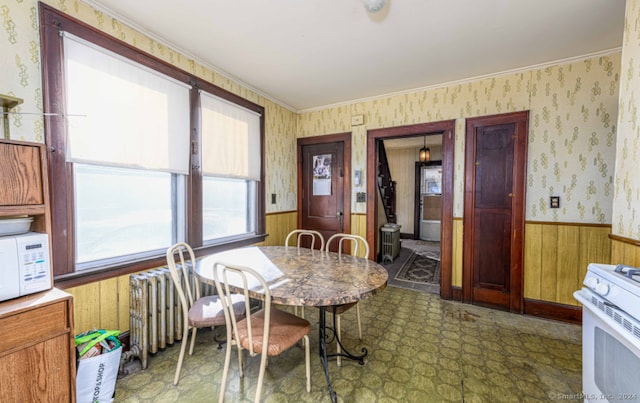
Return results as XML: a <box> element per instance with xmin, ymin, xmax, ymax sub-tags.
<box><xmin>40</xmin><ymin>5</ymin><xmax>265</xmax><ymax>278</ymax></box>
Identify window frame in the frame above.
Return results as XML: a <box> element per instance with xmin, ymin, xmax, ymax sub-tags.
<box><xmin>40</xmin><ymin>3</ymin><xmax>266</xmax><ymax>288</ymax></box>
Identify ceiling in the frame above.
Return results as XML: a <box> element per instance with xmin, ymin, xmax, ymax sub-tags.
<box><xmin>85</xmin><ymin>0</ymin><xmax>625</xmax><ymax>112</ymax></box>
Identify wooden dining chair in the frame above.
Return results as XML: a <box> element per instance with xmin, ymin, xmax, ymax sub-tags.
<box><xmin>165</xmin><ymin>242</ymin><xmax>246</xmax><ymax>385</ymax></box>
<box><xmin>285</xmin><ymin>229</ymin><xmax>325</xmax><ymax>251</ymax></box>
<box><xmin>325</xmin><ymin>233</ymin><xmax>370</xmax><ymax>366</ymax></box>
<box><xmin>213</xmin><ymin>261</ymin><xmax>311</xmax><ymax>403</ymax></box>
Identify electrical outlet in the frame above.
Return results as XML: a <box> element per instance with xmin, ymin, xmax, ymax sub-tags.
<box><xmin>356</xmin><ymin>192</ymin><xmax>366</xmax><ymax>202</ymax></box>
<box><xmin>271</xmin><ymin>193</ymin><xmax>276</xmax><ymax>204</ymax></box>
<box><xmin>550</xmin><ymin>196</ymin><xmax>560</xmax><ymax>208</ymax></box>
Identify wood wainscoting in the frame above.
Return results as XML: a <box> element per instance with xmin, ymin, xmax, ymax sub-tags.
<box><xmin>524</xmin><ymin>221</ymin><xmax>611</xmax><ymax>307</ymax></box>
<box><xmin>449</xmin><ymin>219</ymin><xmax>611</xmax><ymax>323</ymax></box>
<box><xmin>610</xmin><ymin>233</ymin><xmax>640</xmax><ymax>266</ymax></box>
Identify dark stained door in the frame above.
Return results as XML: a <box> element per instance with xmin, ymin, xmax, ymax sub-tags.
<box><xmin>463</xmin><ymin>112</ymin><xmax>528</xmax><ymax>312</ymax></box>
<box><xmin>298</xmin><ymin>134</ymin><xmax>351</xmax><ymax>250</ymax></box>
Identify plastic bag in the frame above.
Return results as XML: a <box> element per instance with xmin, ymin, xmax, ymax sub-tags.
<box><xmin>75</xmin><ymin>330</ymin><xmax>122</xmax><ymax>403</ymax></box>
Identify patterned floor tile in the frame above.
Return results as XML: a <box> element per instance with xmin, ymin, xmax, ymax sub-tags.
<box><xmin>115</xmin><ymin>286</ymin><xmax>581</xmax><ymax>402</ymax></box>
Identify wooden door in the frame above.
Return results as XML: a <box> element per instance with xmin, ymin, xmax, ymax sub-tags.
<box><xmin>297</xmin><ymin>133</ymin><xmax>351</xmax><ymax>250</ymax></box>
<box><xmin>463</xmin><ymin>112</ymin><xmax>528</xmax><ymax>312</ymax></box>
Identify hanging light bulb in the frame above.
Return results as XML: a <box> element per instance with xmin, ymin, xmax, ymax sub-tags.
<box><xmin>419</xmin><ymin>136</ymin><xmax>430</xmax><ymax>163</ymax></box>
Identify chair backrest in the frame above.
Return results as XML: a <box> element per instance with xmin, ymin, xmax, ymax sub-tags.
<box><xmin>325</xmin><ymin>233</ymin><xmax>370</xmax><ymax>258</ymax></box>
<box><xmin>212</xmin><ymin>262</ymin><xmax>270</xmax><ymax>358</ymax></box>
<box><xmin>166</xmin><ymin>242</ymin><xmax>200</xmax><ymax>322</ymax></box>
<box><xmin>285</xmin><ymin>229</ymin><xmax>325</xmax><ymax>251</ymax></box>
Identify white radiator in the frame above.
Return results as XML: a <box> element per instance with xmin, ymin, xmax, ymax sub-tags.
<box><xmin>128</xmin><ymin>265</ymin><xmax>215</xmax><ymax>369</ymax></box>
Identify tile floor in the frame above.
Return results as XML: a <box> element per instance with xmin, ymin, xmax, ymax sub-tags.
<box><xmin>114</xmin><ymin>285</ymin><xmax>582</xmax><ymax>402</ymax></box>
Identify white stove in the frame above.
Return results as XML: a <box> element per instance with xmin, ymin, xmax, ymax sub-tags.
<box><xmin>580</xmin><ymin>263</ymin><xmax>640</xmax><ymax>328</ymax></box>
<box><xmin>574</xmin><ymin>263</ymin><xmax>640</xmax><ymax>402</ymax></box>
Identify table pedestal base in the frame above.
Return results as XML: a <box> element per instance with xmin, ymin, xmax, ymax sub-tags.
<box><xmin>318</xmin><ymin>307</ymin><xmax>368</xmax><ymax>403</ymax></box>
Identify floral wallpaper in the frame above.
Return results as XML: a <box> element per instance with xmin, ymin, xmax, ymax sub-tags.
<box><xmin>298</xmin><ymin>55</ymin><xmax>621</xmax><ymax>224</ymax></box>
<box><xmin>0</xmin><ymin>0</ymin><xmax>298</xmax><ymax>214</ymax></box>
<box><xmin>0</xmin><ymin>0</ymin><xmax>627</xmax><ymax>228</ymax></box>
<box><xmin>0</xmin><ymin>0</ymin><xmax>44</xmax><ymax>142</ymax></box>
<box><xmin>613</xmin><ymin>0</ymin><xmax>640</xmax><ymax>239</ymax></box>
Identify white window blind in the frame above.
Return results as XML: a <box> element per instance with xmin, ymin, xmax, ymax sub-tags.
<box><xmin>201</xmin><ymin>92</ymin><xmax>261</xmax><ymax>181</ymax></box>
<box><xmin>63</xmin><ymin>33</ymin><xmax>191</xmax><ymax>174</ymax></box>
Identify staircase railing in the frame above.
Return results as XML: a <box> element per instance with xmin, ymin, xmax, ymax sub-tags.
<box><xmin>377</xmin><ymin>141</ymin><xmax>397</xmax><ymax>224</ymax></box>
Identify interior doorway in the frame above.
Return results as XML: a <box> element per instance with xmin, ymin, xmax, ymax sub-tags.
<box><xmin>366</xmin><ymin>121</ymin><xmax>455</xmax><ymax>300</ymax></box>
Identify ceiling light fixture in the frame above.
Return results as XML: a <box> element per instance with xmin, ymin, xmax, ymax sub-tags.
<box><xmin>363</xmin><ymin>0</ymin><xmax>387</xmax><ymax>13</ymax></box>
<box><xmin>419</xmin><ymin>136</ymin><xmax>431</xmax><ymax>163</ymax></box>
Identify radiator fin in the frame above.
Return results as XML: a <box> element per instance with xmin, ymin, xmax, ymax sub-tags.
<box><xmin>128</xmin><ymin>264</ymin><xmax>215</xmax><ymax>369</ymax></box>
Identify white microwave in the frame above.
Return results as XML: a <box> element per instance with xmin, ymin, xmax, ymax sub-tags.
<box><xmin>0</xmin><ymin>232</ymin><xmax>52</xmax><ymax>302</ymax></box>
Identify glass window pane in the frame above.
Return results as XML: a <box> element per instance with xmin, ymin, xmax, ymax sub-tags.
<box><xmin>203</xmin><ymin>177</ymin><xmax>254</xmax><ymax>241</ymax></box>
<box><xmin>74</xmin><ymin>164</ymin><xmax>174</xmax><ymax>266</ymax></box>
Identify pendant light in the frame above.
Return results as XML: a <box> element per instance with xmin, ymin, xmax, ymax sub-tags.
<box><xmin>419</xmin><ymin>136</ymin><xmax>431</xmax><ymax>163</ymax></box>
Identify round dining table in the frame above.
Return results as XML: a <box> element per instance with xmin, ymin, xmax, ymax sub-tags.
<box><xmin>196</xmin><ymin>245</ymin><xmax>388</xmax><ymax>403</ymax></box>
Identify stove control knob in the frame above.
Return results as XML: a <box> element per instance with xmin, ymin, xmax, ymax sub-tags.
<box><xmin>585</xmin><ymin>277</ymin><xmax>599</xmax><ymax>289</ymax></box>
<box><xmin>595</xmin><ymin>282</ymin><xmax>610</xmax><ymax>296</ymax></box>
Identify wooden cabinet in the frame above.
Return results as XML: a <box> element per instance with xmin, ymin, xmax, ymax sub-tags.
<box><xmin>0</xmin><ymin>139</ymin><xmax>51</xmax><ymax>234</ymax></box>
<box><xmin>0</xmin><ymin>137</ymin><xmax>72</xmax><ymax>400</ymax></box>
<box><xmin>0</xmin><ymin>288</ymin><xmax>76</xmax><ymax>402</ymax></box>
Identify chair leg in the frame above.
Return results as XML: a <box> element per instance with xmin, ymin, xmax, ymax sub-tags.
<box><xmin>304</xmin><ymin>334</ymin><xmax>311</xmax><ymax>392</ymax></box>
<box><xmin>218</xmin><ymin>333</ymin><xmax>233</xmax><ymax>403</ymax></box>
<box><xmin>188</xmin><ymin>327</ymin><xmax>198</xmax><ymax>355</ymax></box>
<box><xmin>237</xmin><ymin>345</ymin><xmax>244</xmax><ymax>378</ymax></box>
<box><xmin>336</xmin><ymin>314</ymin><xmax>342</xmax><ymax>367</ymax></box>
<box><xmin>356</xmin><ymin>304</ymin><xmax>362</xmax><ymax>340</ymax></box>
<box><xmin>254</xmin><ymin>351</ymin><xmax>269</xmax><ymax>403</ymax></box>
<box><xmin>174</xmin><ymin>322</ymin><xmax>189</xmax><ymax>385</ymax></box>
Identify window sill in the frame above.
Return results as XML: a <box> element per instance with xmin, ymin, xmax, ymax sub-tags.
<box><xmin>54</xmin><ymin>233</ymin><xmax>267</xmax><ymax>289</ymax></box>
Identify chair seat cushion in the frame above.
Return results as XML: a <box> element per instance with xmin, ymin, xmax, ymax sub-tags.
<box><xmin>189</xmin><ymin>294</ymin><xmax>245</xmax><ymax>328</ymax></box>
<box><xmin>332</xmin><ymin>302</ymin><xmax>357</xmax><ymax>315</ymax></box>
<box><xmin>236</xmin><ymin>308</ymin><xmax>311</xmax><ymax>356</ymax></box>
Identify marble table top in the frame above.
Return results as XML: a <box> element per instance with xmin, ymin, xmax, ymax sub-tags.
<box><xmin>197</xmin><ymin>246</ymin><xmax>388</xmax><ymax>307</ymax></box>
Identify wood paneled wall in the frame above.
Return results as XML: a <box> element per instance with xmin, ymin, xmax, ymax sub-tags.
<box><xmin>524</xmin><ymin>222</ymin><xmax>611</xmax><ymax>306</ymax></box>
<box><xmin>611</xmin><ymin>237</ymin><xmax>640</xmax><ymax>267</ymax></box>
<box><xmin>65</xmin><ymin>211</ymin><xmax>298</xmax><ymax>334</ymax></box>
<box><xmin>66</xmin><ymin>274</ymin><xmax>130</xmax><ymax>334</ymax></box>
<box><xmin>259</xmin><ymin>210</ymin><xmax>297</xmax><ymax>246</ymax></box>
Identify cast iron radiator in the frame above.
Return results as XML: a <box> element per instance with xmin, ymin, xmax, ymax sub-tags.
<box><xmin>127</xmin><ymin>265</ymin><xmax>215</xmax><ymax>369</ymax></box>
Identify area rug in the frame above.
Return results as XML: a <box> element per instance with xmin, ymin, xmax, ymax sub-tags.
<box><xmin>394</xmin><ymin>250</ymin><xmax>441</xmax><ymax>285</ymax></box>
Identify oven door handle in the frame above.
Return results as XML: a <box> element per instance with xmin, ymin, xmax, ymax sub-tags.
<box><xmin>573</xmin><ymin>289</ymin><xmax>591</xmax><ymax>306</ymax></box>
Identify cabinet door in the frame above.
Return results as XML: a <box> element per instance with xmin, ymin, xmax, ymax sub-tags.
<box><xmin>0</xmin><ymin>334</ymin><xmax>73</xmax><ymax>402</ymax></box>
<box><xmin>0</xmin><ymin>142</ymin><xmax>43</xmax><ymax>206</ymax></box>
